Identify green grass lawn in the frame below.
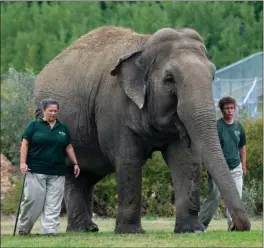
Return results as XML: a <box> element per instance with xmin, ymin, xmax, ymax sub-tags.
<box><xmin>1</xmin><ymin>217</ymin><xmax>262</xmax><ymax>247</ymax></box>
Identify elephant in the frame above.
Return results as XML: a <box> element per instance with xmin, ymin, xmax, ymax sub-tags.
<box><xmin>34</xmin><ymin>26</ymin><xmax>250</xmax><ymax>234</ymax></box>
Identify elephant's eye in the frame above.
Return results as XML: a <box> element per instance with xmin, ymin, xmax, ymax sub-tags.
<box><xmin>163</xmin><ymin>75</ymin><xmax>174</xmax><ymax>85</ymax></box>
<box><xmin>212</xmin><ymin>73</ymin><xmax>215</xmax><ymax>81</ymax></box>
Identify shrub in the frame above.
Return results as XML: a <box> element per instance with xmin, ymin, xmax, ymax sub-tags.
<box><xmin>93</xmin><ymin>174</ymin><xmax>118</xmax><ymax>217</ymax></box>
<box><xmin>1</xmin><ymin>175</ymin><xmax>24</xmax><ymax>215</ymax></box>
<box><xmin>243</xmin><ymin>179</ymin><xmax>263</xmax><ymax>216</ymax></box>
<box><xmin>1</xmin><ymin>68</ymin><xmax>36</xmax><ymax>164</ymax></box>
<box><xmin>242</xmin><ymin>117</ymin><xmax>263</xmax><ymax>215</ymax></box>
<box><xmin>142</xmin><ymin>152</ymin><xmax>174</xmax><ymax>217</ymax></box>
<box><xmin>242</xmin><ymin>118</ymin><xmax>263</xmax><ymax>181</ymax></box>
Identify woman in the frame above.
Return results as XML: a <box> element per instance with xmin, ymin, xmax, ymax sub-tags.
<box><xmin>18</xmin><ymin>98</ymin><xmax>80</xmax><ymax>236</ymax></box>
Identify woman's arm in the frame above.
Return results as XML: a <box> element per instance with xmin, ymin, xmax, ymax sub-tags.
<box><xmin>20</xmin><ymin>138</ymin><xmax>31</xmax><ymax>173</ymax></box>
<box><xmin>66</xmin><ymin>144</ymin><xmax>80</xmax><ymax>178</ymax></box>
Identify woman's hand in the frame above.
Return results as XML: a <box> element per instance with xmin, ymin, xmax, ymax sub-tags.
<box><xmin>74</xmin><ymin>164</ymin><xmax>80</xmax><ymax>178</ymax></box>
<box><xmin>66</xmin><ymin>144</ymin><xmax>80</xmax><ymax>178</ymax></box>
<box><xmin>20</xmin><ymin>162</ymin><xmax>30</xmax><ymax>174</ymax></box>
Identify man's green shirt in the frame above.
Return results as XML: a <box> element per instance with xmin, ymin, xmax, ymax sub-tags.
<box><xmin>22</xmin><ymin>118</ymin><xmax>71</xmax><ymax>175</ymax></box>
<box><xmin>217</xmin><ymin>118</ymin><xmax>246</xmax><ymax>170</ymax></box>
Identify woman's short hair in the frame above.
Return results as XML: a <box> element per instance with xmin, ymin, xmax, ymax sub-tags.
<box><xmin>218</xmin><ymin>96</ymin><xmax>236</xmax><ymax>112</ymax></box>
<box><xmin>41</xmin><ymin>98</ymin><xmax>59</xmax><ymax>110</ymax></box>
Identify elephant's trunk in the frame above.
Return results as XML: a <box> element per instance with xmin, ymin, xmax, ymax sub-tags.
<box><xmin>177</xmin><ymin>99</ymin><xmax>250</xmax><ymax>231</ymax></box>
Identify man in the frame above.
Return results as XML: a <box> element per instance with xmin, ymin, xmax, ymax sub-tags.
<box><xmin>199</xmin><ymin>96</ymin><xmax>247</xmax><ymax>231</ymax></box>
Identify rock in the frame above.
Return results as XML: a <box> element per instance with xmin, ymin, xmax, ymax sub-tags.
<box><xmin>1</xmin><ymin>153</ymin><xmax>14</xmax><ymax>200</ymax></box>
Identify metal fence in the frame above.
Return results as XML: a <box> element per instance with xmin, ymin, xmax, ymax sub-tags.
<box><xmin>213</xmin><ymin>51</ymin><xmax>263</xmax><ymax>118</ymax></box>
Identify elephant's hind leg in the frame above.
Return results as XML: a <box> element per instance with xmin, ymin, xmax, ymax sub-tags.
<box><xmin>64</xmin><ymin>171</ymin><xmax>100</xmax><ymax>232</ymax></box>
<box><xmin>162</xmin><ymin>141</ymin><xmax>206</xmax><ymax>233</ymax></box>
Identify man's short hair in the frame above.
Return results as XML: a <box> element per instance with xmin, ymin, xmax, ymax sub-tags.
<box><xmin>218</xmin><ymin>96</ymin><xmax>237</xmax><ymax>112</ymax></box>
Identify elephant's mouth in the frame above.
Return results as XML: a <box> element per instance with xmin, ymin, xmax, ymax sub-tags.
<box><xmin>148</xmin><ymin>114</ymin><xmax>191</xmax><ymax>147</ymax></box>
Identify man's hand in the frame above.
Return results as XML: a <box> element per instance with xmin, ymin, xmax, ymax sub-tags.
<box><xmin>20</xmin><ymin>162</ymin><xmax>30</xmax><ymax>174</ymax></box>
<box><xmin>239</xmin><ymin>146</ymin><xmax>246</xmax><ymax>176</ymax></box>
<box><xmin>242</xmin><ymin>165</ymin><xmax>247</xmax><ymax>175</ymax></box>
<box><xmin>74</xmin><ymin>164</ymin><xmax>80</xmax><ymax>178</ymax></box>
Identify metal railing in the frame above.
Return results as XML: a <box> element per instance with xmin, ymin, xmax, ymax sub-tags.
<box><xmin>241</xmin><ymin>77</ymin><xmax>258</xmax><ymax>117</ymax></box>
<box><xmin>213</xmin><ymin>77</ymin><xmax>261</xmax><ymax>118</ymax></box>
<box><xmin>213</xmin><ymin>51</ymin><xmax>263</xmax><ymax>118</ymax></box>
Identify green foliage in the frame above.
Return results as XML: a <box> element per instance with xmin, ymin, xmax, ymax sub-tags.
<box><xmin>1</xmin><ymin>2</ymin><xmax>262</xmax><ymax>73</ymax></box>
<box><xmin>242</xmin><ymin>117</ymin><xmax>263</xmax><ymax>182</ymax></box>
<box><xmin>94</xmin><ymin>174</ymin><xmax>118</xmax><ymax>217</ymax></box>
<box><xmin>162</xmin><ymin>1</ymin><xmax>263</xmax><ymax>68</ymax></box>
<box><xmin>142</xmin><ymin>152</ymin><xmax>174</xmax><ymax>217</ymax></box>
<box><xmin>243</xmin><ymin>179</ymin><xmax>263</xmax><ymax>216</ymax></box>
<box><xmin>241</xmin><ymin>117</ymin><xmax>263</xmax><ymax>215</ymax></box>
<box><xmin>1</xmin><ymin>2</ymin><xmax>103</xmax><ymax>73</ymax></box>
<box><xmin>102</xmin><ymin>2</ymin><xmax>170</xmax><ymax>33</ymax></box>
<box><xmin>1</xmin><ymin>175</ymin><xmax>24</xmax><ymax>215</ymax></box>
<box><xmin>1</xmin><ymin>68</ymin><xmax>36</xmax><ymax>164</ymax></box>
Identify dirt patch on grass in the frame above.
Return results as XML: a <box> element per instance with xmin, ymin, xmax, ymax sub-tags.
<box><xmin>1</xmin><ymin>154</ymin><xmax>15</xmax><ymax>200</ymax></box>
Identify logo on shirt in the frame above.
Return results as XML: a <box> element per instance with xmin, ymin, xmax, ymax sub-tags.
<box><xmin>234</xmin><ymin>130</ymin><xmax>240</xmax><ymax>140</ymax></box>
<box><xmin>58</xmin><ymin>131</ymin><xmax>66</xmax><ymax>136</ymax></box>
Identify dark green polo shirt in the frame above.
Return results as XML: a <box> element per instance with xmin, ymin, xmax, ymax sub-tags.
<box><xmin>217</xmin><ymin>118</ymin><xmax>246</xmax><ymax>170</ymax></box>
<box><xmin>22</xmin><ymin>118</ymin><xmax>72</xmax><ymax>175</ymax></box>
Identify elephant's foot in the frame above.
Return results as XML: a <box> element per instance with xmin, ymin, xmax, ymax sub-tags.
<box><xmin>66</xmin><ymin>221</ymin><xmax>99</xmax><ymax>233</ymax></box>
<box><xmin>115</xmin><ymin>224</ymin><xmax>145</xmax><ymax>234</ymax></box>
<box><xmin>175</xmin><ymin>215</ymin><xmax>206</xmax><ymax>233</ymax></box>
<box><xmin>87</xmin><ymin>221</ymin><xmax>99</xmax><ymax>232</ymax></box>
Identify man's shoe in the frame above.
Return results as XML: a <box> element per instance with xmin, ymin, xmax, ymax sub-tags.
<box><xmin>201</xmin><ymin>223</ymin><xmax>208</xmax><ymax>230</ymax></box>
<box><xmin>45</xmin><ymin>233</ymin><xmax>56</xmax><ymax>236</ymax></box>
<box><xmin>228</xmin><ymin>221</ymin><xmax>235</xmax><ymax>231</ymax></box>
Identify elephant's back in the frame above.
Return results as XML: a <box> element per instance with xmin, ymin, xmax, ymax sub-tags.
<box><xmin>62</xmin><ymin>26</ymin><xmax>143</xmax><ymax>54</ymax></box>
<box><xmin>34</xmin><ymin>26</ymin><xmax>149</xmax><ymax>103</ymax></box>
<box><xmin>34</xmin><ymin>26</ymin><xmax>149</xmax><ymax>145</ymax></box>
<box><xmin>40</xmin><ymin>26</ymin><xmax>149</xmax><ymax>73</ymax></box>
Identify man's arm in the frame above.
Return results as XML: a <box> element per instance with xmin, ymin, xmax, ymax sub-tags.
<box><xmin>239</xmin><ymin>145</ymin><xmax>247</xmax><ymax>175</ymax></box>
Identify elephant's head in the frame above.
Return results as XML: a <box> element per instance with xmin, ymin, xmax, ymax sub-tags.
<box><xmin>111</xmin><ymin>28</ymin><xmax>250</xmax><ymax>231</ymax></box>
<box><xmin>111</xmin><ymin>28</ymin><xmax>215</xmax><ymax>140</ymax></box>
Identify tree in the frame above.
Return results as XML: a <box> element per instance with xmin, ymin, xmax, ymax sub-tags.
<box><xmin>1</xmin><ymin>2</ymin><xmax>262</xmax><ymax>73</ymax></box>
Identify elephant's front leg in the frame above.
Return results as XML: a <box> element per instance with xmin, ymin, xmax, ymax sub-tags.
<box><xmin>162</xmin><ymin>141</ymin><xmax>206</xmax><ymax>233</ymax></box>
<box><xmin>114</xmin><ymin>154</ymin><xmax>145</xmax><ymax>234</ymax></box>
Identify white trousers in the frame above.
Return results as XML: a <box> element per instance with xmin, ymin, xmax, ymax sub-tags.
<box><xmin>226</xmin><ymin>163</ymin><xmax>243</xmax><ymax>223</ymax></box>
<box><xmin>18</xmin><ymin>173</ymin><xmax>65</xmax><ymax>234</ymax></box>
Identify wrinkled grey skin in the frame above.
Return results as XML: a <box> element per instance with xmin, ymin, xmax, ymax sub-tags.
<box><xmin>34</xmin><ymin>26</ymin><xmax>250</xmax><ymax>234</ymax></box>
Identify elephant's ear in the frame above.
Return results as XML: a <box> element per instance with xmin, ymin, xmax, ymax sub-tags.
<box><xmin>110</xmin><ymin>51</ymin><xmax>146</xmax><ymax>109</ymax></box>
